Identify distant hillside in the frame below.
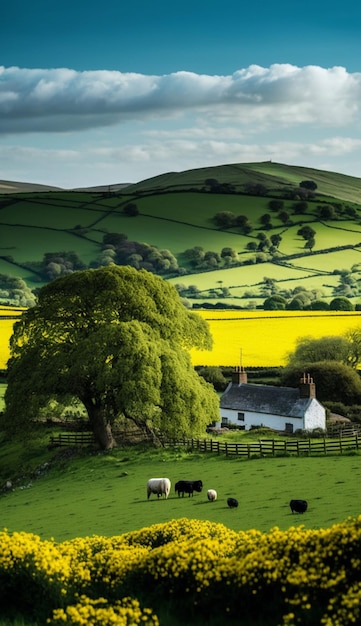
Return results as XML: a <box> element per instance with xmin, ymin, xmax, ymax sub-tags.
<box><xmin>1</xmin><ymin>160</ymin><xmax>361</xmax><ymax>310</ymax></box>
<box><xmin>124</xmin><ymin>161</ymin><xmax>361</xmax><ymax>204</ymax></box>
<box><xmin>0</xmin><ymin>180</ymin><xmax>132</xmax><ymax>194</ymax></box>
<box><xmin>71</xmin><ymin>183</ymin><xmax>133</xmax><ymax>193</ymax></box>
<box><xmin>0</xmin><ymin>180</ymin><xmax>63</xmax><ymax>193</ymax></box>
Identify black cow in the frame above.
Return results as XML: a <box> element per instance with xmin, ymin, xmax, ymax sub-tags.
<box><xmin>175</xmin><ymin>480</ymin><xmax>203</xmax><ymax>497</ymax></box>
<box><xmin>227</xmin><ymin>497</ymin><xmax>239</xmax><ymax>509</ymax></box>
<box><xmin>290</xmin><ymin>499</ymin><xmax>308</xmax><ymax>514</ymax></box>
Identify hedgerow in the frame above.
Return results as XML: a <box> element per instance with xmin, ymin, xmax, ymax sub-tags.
<box><xmin>1</xmin><ymin>516</ymin><xmax>361</xmax><ymax>625</ymax></box>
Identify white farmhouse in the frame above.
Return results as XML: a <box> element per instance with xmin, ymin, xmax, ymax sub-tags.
<box><xmin>217</xmin><ymin>367</ymin><xmax>326</xmax><ymax>433</ymax></box>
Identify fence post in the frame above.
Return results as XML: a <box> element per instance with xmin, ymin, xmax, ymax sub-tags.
<box><xmin>323</xmin><ymin>437</ymin><xmax>327</xmax><ymax>454</ymax></box>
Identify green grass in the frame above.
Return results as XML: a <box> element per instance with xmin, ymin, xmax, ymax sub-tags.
<box><xmin>1</xmin><ymin>428</ymin><xmax>361</xmax><ymax>542</ymax></box>
<box><xmin>125</xmin><ymin>161</ymin><xmax>361</xmax><ymax>203</ymax></box>
<box><xmin>3</xmin><ymin>161</ymin><xmax>361</xmax><ymax>302</ymax></box>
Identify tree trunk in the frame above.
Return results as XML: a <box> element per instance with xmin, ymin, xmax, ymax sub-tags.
<box><xmin>84</xmin><ymin>402</ymin><xmax>117</xmax><ymax>450</ymax></box>
<box><xmin>93</xmin><ymin>420</ymin><xmax>117</xmax><ymax>450</ymax></box>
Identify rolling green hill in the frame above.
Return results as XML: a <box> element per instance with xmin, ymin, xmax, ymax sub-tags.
<box><xmin>1</xmin><ymin>161</ymin><xmax>361</xmax><ymax>308</ymax></box>
<box><xmin>125</xmin><ymin>161</ymin><xmax>361</xmax><ymax>203</ymax></box>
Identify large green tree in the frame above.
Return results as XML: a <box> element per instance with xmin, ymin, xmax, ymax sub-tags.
<box><xmin>3</xmin><ymin>266</ymin><xmax>219</xmax><ymax>449</ymax></box>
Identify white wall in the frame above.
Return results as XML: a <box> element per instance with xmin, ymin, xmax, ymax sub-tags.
<box><xmin>304</xmin><ymin>400</ymin><xmax>326</xmax><ymax>430</ymax></box>
<box><xmin>218</xmin><ymin>400</ymin><xmax>325</xmax><ymax>432</ymax></box>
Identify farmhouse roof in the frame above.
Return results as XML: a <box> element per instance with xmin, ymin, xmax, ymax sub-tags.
<box><xmin>220</xmin><ymin>381</ymin><xmax>317</xmax><ymax>418</ymax></box>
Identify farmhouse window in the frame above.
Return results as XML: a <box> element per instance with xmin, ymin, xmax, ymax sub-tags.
<box><xmin>221</xmin><ymin>417</ymin><xmax>228</xmax><ymax>425</ymax></box>
<box><xmin>237</xmin><ymin>412</ymin><xmax>245</xmax><ymax>421</ymax></box>
<box><xmin>285</xmin><ymin>422</ymin><xmax>294</xmax><ymax>434</ymax></box>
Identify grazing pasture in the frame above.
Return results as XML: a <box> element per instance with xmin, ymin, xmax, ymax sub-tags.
<box><xmin>2</xmin><ymin>162</ymin><xmax>361</xmax><ymax>309</ymax></box>
<box><xmin>1</xmin><ymin>439</ymin><xmax>361</xmax><ymax>542</ymax></box>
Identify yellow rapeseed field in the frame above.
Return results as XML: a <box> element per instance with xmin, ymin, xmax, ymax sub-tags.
<box><xmin>1</xmin><ymin>308</ymin><xmax>361</xmax><ymax>369</ymax></box>
<box><xmin>190</xmin><ymin>310</ymin><xmax>361</xmax><ymax>367</ymax></box>
<box><xmin>0</xmin><ymin>307</ymin><xmax>24</xmax><ymax>370</ymax></box>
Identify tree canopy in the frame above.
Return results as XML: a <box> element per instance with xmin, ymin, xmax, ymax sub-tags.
<box><xmin>281</xmin><ymin>361</ymin><xmax>361</xmax><ymax>406</ymax></box>
<box><xmin>3</xmin><ymin>266</ymin><xmax>219</xmax><ymax>449</ymax></box>
<box><xmin>286</xmin><ymin>335</ymin><xmax>352</xmax><ymax>368</ymax></box>
<box><xmin>282</xmin><ymin>330</ymin><xmax>361</xmax><ymax>406</ymax></box>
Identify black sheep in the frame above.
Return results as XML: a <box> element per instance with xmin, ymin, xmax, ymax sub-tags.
<box><xmin>227</xmin><ymin>497</ymin><xmax>239</xmax><ymax>509</ymax></box>
<box><xmin>290</xmin><ymin>499</ymin><xmax>308</xmax><ymax>514</ymax></box>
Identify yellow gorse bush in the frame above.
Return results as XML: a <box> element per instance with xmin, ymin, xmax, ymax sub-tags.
<box><xmin>0</xmin><ymin>528</ymin><xmax>72</xmax><ymax>582</ymax></box>
<box><xmin>48</xmin><ymin>596</ymin><xmax>159</xmax><ymax>626</ymax></box>
<box><xmin>2</xmin><ymin>516</ymin><xmax>361</xmax><ymax>625</ymax></box>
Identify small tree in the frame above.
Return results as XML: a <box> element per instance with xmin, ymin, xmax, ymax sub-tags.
<box><xmin>292</xmin><ymin>201</ymin><xmax>308</xmax><ymax>214</ymax></box>
<box><xmin>246</xmin><ymin>241</ymin><xmax>258</xmax><ymax>251</ymax></box>
<box><xmin>263</xmin><ymin>295</ymin><xmax>287</xmax><ymax>310</ymax></box>
<box><xmin>268</xmin><ymin>200</ymin><xmax>284</xmax><ymax>211</ymax></box>
<box><xmin>244</xmin><ymin>182</ymin><xmax>268</xmax><ymax>196</ymax></box>
<box><xmin>278</xmin><ymin>210</ymin><xmax>290</xmax><ymax>224</ymax></box>
<box><xmin>317</xmin><ymin>204</ymin><xmax>337</xmax><ymax>220</ymax></box>
<box><xmin>299</xmin><ymin>180</ymin><xmax>318</xmax><ymax>191</ymax></box>
<box><xmin>297</xmin><ymin>225</ymin><xmax>316</xmax><ymax>241</ymax></box>
<box><xmin>344</xmin><ymin>326</ymin><xmax>361</xmax><ymax>369</ymax></box>
<box><xmin>310</xmin><ymin>300</ymin><xmax>329</xmax><ymax>310</ymax></box>
<box><xmin>305</xmin><ymin>236</ymin><xmax>316</xmax><ymax>251</ymax></box>
<box><xmin>270</xmin><ymin>234</ymin><xmax>282</xmax><ymax>248</ymax></box>
<box><xmin>197</xmin><ymin>366</ymin><xmax>228</xmax><ymax>391</ymax></box>
<box><xmin>329</xmin><ymin>297</ymin><xmax>354</xmax><ymax>311</ymax></box>
<box><xmin>260</xmin><ymin>213</ymin><xmax>272</xmax><ymax>227</ymax></box>
<box><xmin>123</xmin><ymin>203</ymin><xmax>139</xmax><ymax>217</ymax></box>
<box><xmin>213</xmin><ymin>212</ymin><xmax>236</xmax><ymax>229</ymax></box>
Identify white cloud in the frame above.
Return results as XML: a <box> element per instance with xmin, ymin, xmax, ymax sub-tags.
<box><xmin>1</xmin><ymin>64</ymin><xmax>361</xmax><ymax>134</ymax></box>
<box><xmin>2</xmin><ymin>135</ymin><xmax>361</xmax><ymax>189</ymax></box>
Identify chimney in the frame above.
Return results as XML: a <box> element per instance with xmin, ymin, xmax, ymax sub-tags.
<box><xmin>299</xmin><ymin>373</ymin><xmax>316</xmax><ymax>399</ymax></box>
<box><xmin>232</xmin><ymin>366</ymin><xmax>247</xmax><ymax>385</ymax></box>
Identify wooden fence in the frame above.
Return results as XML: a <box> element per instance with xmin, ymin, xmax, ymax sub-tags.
<box><xmin>48</xmin><ymin>430</ymin><xmax>361</xmax><ymax>457</ymax></box>
<box><xmin>48</xmin><ymin>432</ymin><xmax>95</xmax><ymax>448</ymax></box>
<box><xmin>162</xmin><ymin>434</ymin><xmax>361</xmax><ymax>457</ymax></box>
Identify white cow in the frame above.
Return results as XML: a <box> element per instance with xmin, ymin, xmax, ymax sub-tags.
<box><xmin>147</xmin><ymin>478</ymin><xmax>171</xmax><ymax>500</ymax></box>
<box><xmin>207</xmin><ymin>489</ymin><xmax>217</xmax><ymax>501</ymax></box>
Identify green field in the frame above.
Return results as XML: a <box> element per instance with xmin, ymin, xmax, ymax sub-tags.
<box><xmin>1</xmin><ymin>431</ymin><xmax>361</xmax><ymax>542</ymax></box>
<box><xmin>2</xmin><ymin>161</ymin><xmax>361</xmax><ymax>304</ymax></box>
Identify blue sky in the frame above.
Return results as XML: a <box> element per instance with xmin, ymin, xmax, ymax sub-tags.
<box><xmin>1</xmin><ymin>0</ymin><xmax>361</xmax><ymax>188</ymax></box>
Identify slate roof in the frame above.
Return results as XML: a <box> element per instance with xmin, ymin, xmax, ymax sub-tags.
<box><xmin>220</xmin><ymin>383</ymin><xmax>314</xmax><ymax>418</ymax></box>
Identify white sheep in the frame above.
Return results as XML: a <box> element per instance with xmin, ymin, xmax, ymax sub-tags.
<box><xmin>207</xmin><ymin>489</ymin><xmax>217</xmax><ymax>501</ymax></box>
<box><xmin>147</xmin><ymin>478</ymin><xmax>171</xmax><ymax>499</ymax></box>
